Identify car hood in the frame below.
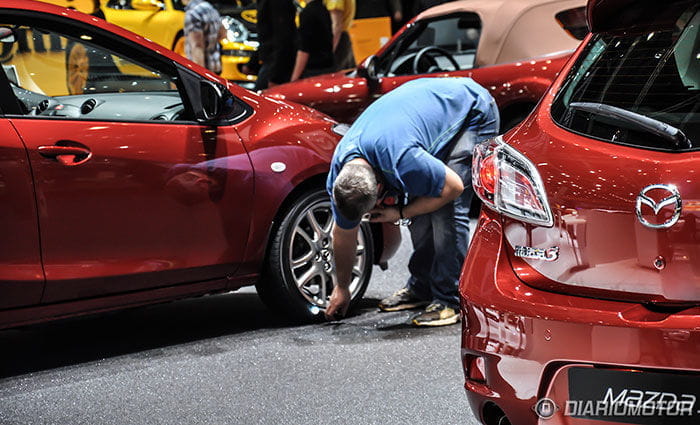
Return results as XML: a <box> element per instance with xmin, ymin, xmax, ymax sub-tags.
<box><xmin>231</xmin><ymin>83</ymin><xmax>339</xmax><ymax>149</ymax></box>
<box><xmin>263</xmin><ymin>71</ymin><xmax>357</xmax><ymax>98</ymax></box>
<box><xmin>261</xmin><ymin>71</ymin><xmax>370</xmax><ymax>120</ymax></box>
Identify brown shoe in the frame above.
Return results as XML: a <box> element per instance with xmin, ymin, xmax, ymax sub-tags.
<box><xmin>411</xmin><ymin>303</ymin><xmax>460</xmax><ymax>327</ymax></box>
<box><xmin>378</xmin><ymin>288</ymin><xmax>429</xmax><ymax>312</ymax></box>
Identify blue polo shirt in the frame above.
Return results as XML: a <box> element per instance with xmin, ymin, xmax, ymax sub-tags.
<box><xmin>327</xmin><ymin>77</ymin><xmax>495</xmax><ymax>229</ymax></box>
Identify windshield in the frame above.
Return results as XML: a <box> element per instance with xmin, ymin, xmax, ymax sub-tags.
<box><xmin>375</xmin><ymin>13</ymin><xmax>481</xmax><ymax>76</ymax></box>
<box><xmin>551</xmin><ymin>4</ymin><xmax>700</xmax><ymax>151</ymax></box>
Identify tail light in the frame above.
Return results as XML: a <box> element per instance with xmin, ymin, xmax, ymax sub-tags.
<box><xmin>472</xmin><ymin>136</ymin><xmax>554</xmax><ymax>227</ymax></box>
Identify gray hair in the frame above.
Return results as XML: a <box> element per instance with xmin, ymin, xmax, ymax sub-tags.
<box><xmin>332</xmin><ymin>162</ymin><xmax>378</xmax><ymax>222</ymax></box>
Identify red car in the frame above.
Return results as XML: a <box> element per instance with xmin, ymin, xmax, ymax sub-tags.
<box><xmin>461</xmin><ymin>0</ymin><xmax>700</xmax><ymax>424</ymax></box>
<box><xmin>0</xmin><ymin>0</ymin><xmax>399</xmax><ymax>329</ymax></box>
<box><xmin>263</xmin><ymin>0</ymin><xmax>588</xmax><ymax>130</ymax></box>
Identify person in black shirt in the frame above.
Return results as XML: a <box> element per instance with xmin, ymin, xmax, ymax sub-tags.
<box><xmin>255</xmin><ymin>0</ymin><xmax>297</xmax><ymax>90</ymax></box>
<box><xmin>290</xmin><ymin>0</ymin><xmax>335</xmax><ymax>81</ymax></box>
<box><xmin>416</xmin><ymin>0</ymin><xmax>450</xmax><ymax>14</ymax></box>
<box><xmin>90</xmin><ymin>0</ymin><xmax>105</xmax><ymax>19</ymax></box>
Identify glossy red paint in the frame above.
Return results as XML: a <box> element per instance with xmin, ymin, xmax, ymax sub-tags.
<box><xmin>265</xmin><ymin>53</ymin><xmax>571</xmax><ymax>126</ymax></box>
<box><xmin>231</xmin><ymin>91</ymin><xmax>340</xmax><ymax>275</ymax></box>
<box><xmin>503</xmin><ymin>114</ymin><xmax>700</xmax><ymax>304</ymax></box>
<box><xmin>0</xmin><ymin>1</ymin><xmax>400</xmax><ymax>329</ymax></box>
<box><xmin>0</xmin><ymin>120</ymin><xmax>44</xmax><ymax>309</ymax></box>
<box><xmin>461</xmin><ymin>209</ymin><xmax>700</xmax><ymax>425</ymax></box>
<box><xmin>263</xmin><ymin>0</ymin><xmax>585</xmax><ymax>127</ymax></box>
<box><xmin>460</xmin><ymin>3</ymin><xmax>700</xmax><ymax>423</ymax></box>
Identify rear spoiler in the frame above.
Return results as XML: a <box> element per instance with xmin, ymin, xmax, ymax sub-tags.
<box><xmin>587</xmin><ymin>0</ymin><xmax>697</xmax><ymax>33</ymax></box>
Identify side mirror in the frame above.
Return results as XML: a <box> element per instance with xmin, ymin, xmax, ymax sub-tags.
<box><xmin>0</xmin><ymin>27</ymin><xmax>16</xmax><ymax>43</ymax></box>
<box><xmin>356</xmin><ymin>55</ymin><xmax>379</xmax><ymax>92</ymax></box>
<box><xmin>198</xmin><ymin>80</ymin><xmax>237</xmax><ymax>122</ymax></box>
<box><xmin>131</xmin><ymin>0</ymin><xmax>163</xmax><ymax>11</ymax></box>
<box><xmin>200</xmin><ymin>80</ymin><xmax>223</xmax><ymax>121</ymax></box>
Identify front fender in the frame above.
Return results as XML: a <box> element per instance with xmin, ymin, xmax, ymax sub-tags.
<box><xmin>233</xmin><ymin>95</ymin><xmax>341</xmax><ymax>274</ymax></box>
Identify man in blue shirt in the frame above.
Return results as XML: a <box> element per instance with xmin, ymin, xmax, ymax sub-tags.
<box><xmin>325</xmin><ymin>77</ymin><xmax>499</xmax><ymax>326</ymax></box>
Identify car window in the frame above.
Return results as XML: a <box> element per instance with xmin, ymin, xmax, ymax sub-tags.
<box><xmin>411</xmin><ymin>14</ymin><xmax>480</xmax><ymax>57</ymax></box>
<box><xmin>0</xmin><ymin>23</ymin><xmax>190</xmax><ymax>122</ymax></box>
<box><xmin>376</xmin><ymin>13</ymin><xmax>481</xmax><ymax>76</ymax></box>
<box><xmin>551</xmin><ymin>4</ymin><xmax>700</xmax><ymax>152</ymax></box>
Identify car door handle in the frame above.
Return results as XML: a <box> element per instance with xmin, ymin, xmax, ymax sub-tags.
<box><xmin>38</xmin><ymin>143</ymin><xmax>92</xmax><ymax>166</ymax></box>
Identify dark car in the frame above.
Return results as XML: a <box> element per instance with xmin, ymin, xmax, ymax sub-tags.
<box><xmin>0</xmin><ymin>0</ymin><xmax>399</xmax><ymax>329</ymax></box>
<box><xmin>461</xmin><ymin>0</ymin><xmax>700</xmax><ymax>424</ymax></box>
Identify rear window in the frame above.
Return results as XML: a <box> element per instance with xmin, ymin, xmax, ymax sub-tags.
<box><xmin>551</xmin><ymin>4</ymin><xmax>700</xmax><ymax>152</ymax></box>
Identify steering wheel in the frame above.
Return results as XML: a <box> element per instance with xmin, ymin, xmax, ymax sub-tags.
<box><xmin>412</xmin><ymin>46</ymin><xmax>460</xmax><ymax>74</ymax></box>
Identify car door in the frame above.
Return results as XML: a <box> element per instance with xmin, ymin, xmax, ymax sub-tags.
<box><xmin>0</xmin><ymin>82</ymin><xmax>44</xmax><ymax>309</ymax></box>
<box><xmin>0</xmin><ymin>14</ymin><xmax>254</xmax><ymax>303</ymax></box>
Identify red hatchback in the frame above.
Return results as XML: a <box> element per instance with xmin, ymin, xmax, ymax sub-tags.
<box><xmin>0</xmin><ymin>1</ymin><xmax>399</xmax><ymax>329</ymax></box>
<box><xmin>461</xmin><ymin>0</ymin><xmax>700</xmax><ymax>424</ymax></box>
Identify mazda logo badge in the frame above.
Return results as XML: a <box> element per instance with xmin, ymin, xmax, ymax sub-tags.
<box><xmin>636</xmin><ymin>184</ymin><xmax>682</xmax><ymax>229</ymax></box>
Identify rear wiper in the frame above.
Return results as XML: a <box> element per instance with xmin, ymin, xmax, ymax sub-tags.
<box><xmin>569</xmin><ymin>101</ymin><xmax>692</xmax><ymax>149</ymax></box>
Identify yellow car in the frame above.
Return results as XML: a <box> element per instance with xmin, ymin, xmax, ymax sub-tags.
<box><xmin>39</xmin><ymin>0</ymin><xmax>257</xmax><ymax>83</ymax></box>
<box><xmin>40</xmin><ymin>0</ymin><xmax>390</xmax><ymax>85</ymax></box>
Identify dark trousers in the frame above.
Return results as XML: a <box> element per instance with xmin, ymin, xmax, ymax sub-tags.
<box><xmin>405</xmin><ymin>99</ymin><xmax>500</xmax><ymax>309</ymax></box>
<box><xmin>334</xmin><ymin>31</ymin><xmax>356</xmax><ymax>71</ymax></box>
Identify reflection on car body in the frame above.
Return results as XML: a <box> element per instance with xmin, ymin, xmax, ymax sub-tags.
<box><xmin>264</xmin><ymin>0</ymin><xmax>588</xmax><ymax>131</ymax></box>
<box><xmin>461</xmin><ymin>0</ymin><xmax>700</xmax><ymax>424</ymax></box>
<box><xmin>0</xmin><ymin>0</ymin><xmax>400</xmax><ymax>329</ymax></box>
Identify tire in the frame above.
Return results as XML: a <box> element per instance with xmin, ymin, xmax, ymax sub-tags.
<box><xmin>257</xmin><ymin>188</ymin><xmax>374</xmax><ymax>321</ymax></box>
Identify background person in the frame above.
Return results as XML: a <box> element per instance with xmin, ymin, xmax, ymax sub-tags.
<box><xmin>183</xmin><ymin>0</ymin><xmax>226</xmax><ymax>74</ymax></box>
<box><xmin>415</xmin><ymin>0</ymin><xmax>451</xmax><ymax>14</ymax></box>
<box><xmin>290</xmin><ymin>0</ymin><xmax>335</xmax><ymax>81</ymax></box>
<box><xmin>324</xmin><ymin>0</ymin><xmax>356</xmax><ymax>70</ymax></box>
<box><xmin>324</xmin><ymin>77</ymin><xmax>499</xmax><ymax>326</ymax></box>
<box><xmin>90</xmin><ymin>0</ymin><xmax>105</xmax><ymax>19</ymax></box>
<box><xmin>355</xmin><ymin>0</ymin><xmax>403</xmax><ymax>32</ymax></box>
<box><xmin>255</xmin><ymin>0</ymin><xmax>297</xmax><ymax>89</ymax></box>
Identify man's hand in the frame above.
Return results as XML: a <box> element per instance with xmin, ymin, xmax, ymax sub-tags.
<box><xmin>368</xmin><ymin>206</ymin><xmax>401</xmax><ymax>223</ymax></box>
<box><xmin>325</xmin><ymin>286</ymin><xmax>351</xmax><ymax>320</ymax></box>
<box><xmin>328</xmin><ymin>224</ymin><xmax>359</xmax><ymax>321</ymax></box>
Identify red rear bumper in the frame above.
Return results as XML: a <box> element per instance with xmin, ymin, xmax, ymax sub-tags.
<box><xmin>460</xmin><ymin>211</ymin><xmax>700</xmax><ymax>425</ymax></box>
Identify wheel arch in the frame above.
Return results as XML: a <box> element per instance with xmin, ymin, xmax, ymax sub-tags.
<box><xmin>172</xmin><ymin>29</ymin><xmax>184</xmax><ymax>52</ymax></box>
<box><xmin>260</xmin><ymin>174</ymin><xmax>385</xmax><ymax>267</ymax></box>
<box><xmin>254</xmin><ymin>176</ymin><xmax>376</xmax><ymax>320</ymax></box>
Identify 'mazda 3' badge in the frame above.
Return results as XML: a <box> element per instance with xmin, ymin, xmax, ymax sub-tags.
<box><xmin>514</xmin><ymin>245</ymin><xmax>559</xmax><ymax>262</ymax></box>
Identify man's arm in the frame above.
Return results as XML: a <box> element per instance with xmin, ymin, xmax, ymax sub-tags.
<box><xmin>290</xmin><ymin>50</ymin><xmax>309</xmax><ymax>82</ymax></box>
<box><xmin>187</xmin><ymin>30</ymin><xmax>206</xmax><ymax>67</ymax></box>
<box><xmin>328</xmin><ymin>9</ymin><xmax>344</xmax><ymax>51</ymax></box>
<box><xmin>369</xmin><ymin>164</ymin><xmax>464</xmax><ymax>223</ymax></box>
<box><xmin>324</xmin><ymin>223</ymin><xmax>359</xmax><ymax>320</ymax></box>
<box><xmin>218</xmin><ymin>22</ymin><xmax>227</xmax><ymax>41</ymax></box>
<box><xmin>388</xmin><ymin>0</ymin><xmax>402</xmax><ymax>23</ymax></box>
